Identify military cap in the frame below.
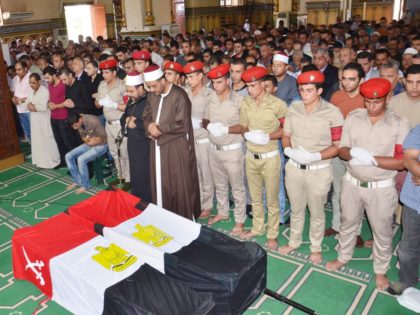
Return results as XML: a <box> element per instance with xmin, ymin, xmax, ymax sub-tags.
<box><xmin>207</xmin><ymin>64</ymin><xmax>230</xmax><ymax>79</ymax></box>
<box><xmin>360</xmin><ymin>78</ymin><xmax>391</xmax><ymax>99</ymax></box>
<box><xmin>183</xmin><ymin>61</ymin><xmax>204</xmax><ymax>74</ymax></box>
<box><xmin>99</xmin><ymin>59</ymin><xmax>118</xmax><ymax>70</ymax></box>
<box><xmin>241</xmin><ymin>66</ymin><xmax>268</xmax><ymax>83</ymax></box>
<box><xmin>164</xmin><ymin>61</ymin><xmax>183</xmax><ymax>74</ymax></box>
<box><xmin>132</xmin><ymin>50</ymin><xmax>151</xmax><ymax>61</ymax></box>
<box><xmin>297</xmin><ymin>70</ymin><xmax>325</xmax><ymax>85</ymax></box>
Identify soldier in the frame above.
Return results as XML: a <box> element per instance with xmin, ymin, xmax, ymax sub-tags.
<box><xmin>205</xmin><ymin>64</ymin><xmax>246</xmax><ymax>235</ymax></box>
<box><xmin>163</xmin><ymin>61</ymin><xmax>183</xmax><ymax>86</ymax></box>
<box><xmin>239</xmin><ymin>66</ymin><xmax>288</xmax><ymax>250</ymax></box>
<box><xmin>95</xmin><ymin>59</ymin><xmax>130</xmax><ymax>189</ymax></box>
<box><xmin>183</xmin><ymin>61</ymin><xmax>218</xmax><ymax>218</ymax></box>
<box><xmin>132</xmin><ymin>50</ymin><xmax>151</xmax><ymax>77</ymax></box>
<box><xmin>326</xmin><ymin>78</ymin><xmax>410</xmax><ymax>290</ymax></box>
<box><xmin>326</xmin><ymin>62</ymin><xmax>366</xmax><ymax>247</ymax></box>
<box><xmin>278</xmin><ymin>71</ymin><xmax>344</xmax><ymax>265</ymax></box>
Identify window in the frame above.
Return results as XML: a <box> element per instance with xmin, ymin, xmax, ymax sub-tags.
<box><xmin>220</xmin><ymin>0</ymin><xmax>244</xmax><ymax>7</ymax></box>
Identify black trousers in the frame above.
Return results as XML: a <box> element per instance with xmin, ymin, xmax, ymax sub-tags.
<box><xmin>51</xmin><ymin>118</ymin><xmax>82</xmax><ymax>163</ymax></box>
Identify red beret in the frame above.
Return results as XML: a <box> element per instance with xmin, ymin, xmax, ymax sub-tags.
<box><xmin>183</xmin><ymin>61</ymin><xmax>204</xmax><ymax>74</ymax></box>
<box><xmin>164</xmin><ymin>61</ymin><xmax>183</xmax><ymax>73</ymax></box>
<box><xmin>297</xmin><ymin>70</ymin><xmax>325</xmax><ymax>85</ymax></box>
<box><xmin>132</xmin><ymin>50</ymin><xmax>151</xmax><ymax>61</ymax></box>
<box><xmin>207</xmin><ymin>64</ymin><xmax>230</xmax><ymax>79</ymax></box>
<box><xmin>360</xmin><ymin>78</ymin><xmax>391</xmax><ymax>99</ymax></box>
<box><xmin>99</xmin><ymin>59</ymin><xmax>118</xmax><ymax>70</ymax></box>
<box><xmin>241</xmin><ymin>66</ymin><xmax>268</xmax><ymax>83</ymax></box>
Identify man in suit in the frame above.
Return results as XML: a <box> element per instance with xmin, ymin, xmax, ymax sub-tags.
<box><xmin>313</xmin><ymin>48</ymin><xmax>339</xmax><ymax>101</ymax></box>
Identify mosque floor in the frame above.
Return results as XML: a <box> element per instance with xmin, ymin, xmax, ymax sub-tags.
<box><xmin>0</xmin><ymin>159</ymin><xmax>418</xmax><ymax>315</ymax></box>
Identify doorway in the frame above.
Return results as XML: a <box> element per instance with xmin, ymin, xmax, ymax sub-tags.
<box><xmin>64</xmin><ymin>4</ymin><xmax>107</xmax><ymax>42</ymax></box>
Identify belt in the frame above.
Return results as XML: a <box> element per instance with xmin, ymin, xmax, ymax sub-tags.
<box><xmin>344</xmin><ymin>172</ymin><xmax>394</xmax><ymax>189</ymax></box>
<box><xmin>211</xmin><ymin>143</ymin><xmax>242</xmax><ymax>151</ymax></box>
<box><xmin>195</xmin><ymin>138</ymin><xmax>210</xmax><ymax>144</ymax></box>
<box><xmin>107</xmin><ymin>120</ymin><xmax>121</xmax><ymax>125</ymax></box>
<box><xmin>290</xmin><ymin>160</ymin><xmax>330</xmax><ymax>170</ymax></box>
<box><xmin>247</xmin><ymin>150</ymin><xmax>279</xmax><ymax>160</ymax></box>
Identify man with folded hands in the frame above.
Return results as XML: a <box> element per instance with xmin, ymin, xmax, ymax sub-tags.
<box><xmin>183</xmin><ymin>61</ymin><xmax>219</xmax><ymax>218</ymax></box>
<box><xmin>239</xmin><ymin>66</ymin><xmax>288</xmax><ymax>250</ymax></box>
<box><xmin>95</xmin><ymin>59</ymin><xmax>130</xmax><ymax>189</ymax></box>
<box><xmin>278</xmin><ymin>70</ymin><xmax>344</xmax><ymax>265</ymax></box>
<box><xmin>205</xmin><ymin>63</ymin><xmax>246</xmax><ymax>235</ymax></box>
<box><xmin>326</xmin><ymin>78</ymin><xmax>410</xmax><ymax>290</ymax></box>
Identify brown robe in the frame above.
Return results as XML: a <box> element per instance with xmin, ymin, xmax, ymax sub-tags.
<box><xmin>142</xmin><ymin>84</ymin><xmax>201</xmax><ymax>220</ymax></box>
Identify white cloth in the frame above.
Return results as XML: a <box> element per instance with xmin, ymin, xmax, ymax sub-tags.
<box><xmin>98</xmin><ymin>95</ymin><xmax>118</xmax><ymax>109</ymax></box>
<box><xmin>397</xmin><ymin>287</ymin><xmax>420</xmax><ymax>313</ymax></box>
<box><xmin>207</xmin><ymin>122</ymin><xmax>228</xmax><ymax>138</ymax></box>
<box><xmin>12</xmin><ymin>72</ymin><xmax>31</xmax><ymax>113</ymax></box>
<box><xmin>350</xmin><ymin>147</ymin><xmax>378</xmax><ymax>166</ymax></box>
<box><xmin>155</xmin><ymin>84</ymin><xmax>173</xmax><ymax>207</ymax></box>
<box><xmin>191</xmin><ymin>117</ymin><xmax>201</xmax><ymax>130</ymax></box>
<box><xmin>27</xmin><ymin>85</ymin><xmax>60</xmax><ymax>168</ymax></box>
<box><xmin>244</xmin><ymin>130</ymin><xmax>269</xmax><ymax>145</ymax></box>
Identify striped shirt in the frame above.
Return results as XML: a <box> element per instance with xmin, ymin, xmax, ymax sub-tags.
<box><xmin>401</xmin><ymin>124</ymin><xmax>420</xmax><ymax>213</ymax></box>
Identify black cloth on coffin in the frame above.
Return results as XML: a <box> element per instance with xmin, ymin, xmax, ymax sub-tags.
<box><xmin>164</xmin><ymin>226</ymin><xmax>267</xmax><ymax>315</ymax></box>
<box><xmin>103</xmin><ymin>263</ymin><xmax>215</xmax><ymax>315</ymax></box>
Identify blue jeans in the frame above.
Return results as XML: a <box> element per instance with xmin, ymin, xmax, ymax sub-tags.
<box><xmin>65</xmin><ymin>143</ymin><xmax>108</xmax><ymax>189</ymax></box>
<box><xmin>19</xmin><ymin>112</ymin><xmax>31</xmax><ymax>141</ymax></box>
<box><xmin>398</xmin><ymin>204</ymin><xmax>420</xmax><ymax>287</ymax></box>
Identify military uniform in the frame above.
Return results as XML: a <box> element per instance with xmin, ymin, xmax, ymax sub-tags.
<box><xmin>336</xmin><ymin>79</ymin><xmax>410</xmax><ymax>274</ymax></box>
<box><xmin>208</xmin><ymin>90</ymin><xmax>246</xmax><ymax>223</ymax></box>
<box><xmin>184</xmin><ymin>61</ymin><xmax>218</xmax><ymax>210</ymax></box>
<box><xmin>240</xmin><ymin>67</ymin><xmax>288</xmax><ymax>239</ymax></box>
<box><xmin>97</xmin><ymin>60</ymin><xmax>129</xmax><ymax>182</ymax></box>
<box><xmin>283</xmin><ymin>71</ymin><xmax>344</xmax><ymax>253</ymax></box>
<box><xmin>284</xmin><ymin>99</ymin><xmax>343</xmax><ymax>252</ymax></box>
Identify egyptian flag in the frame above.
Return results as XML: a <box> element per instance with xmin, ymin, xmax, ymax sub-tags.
<box><xmin>12</xmin><ymin>213</ymin><xmax>215</xmax><ymax>315</ymax></box>
<box><xmin>13</xmin><ymin>189</ymin><xmax>265</xmax><ymax>314</ymax></box>
<box><xmin>68</xmin><ymin>189</ymin><xmax>267</xmax><ymax>314</ymax></box>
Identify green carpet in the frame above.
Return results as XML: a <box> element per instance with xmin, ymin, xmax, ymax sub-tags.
<box><xmin>0</xmin><ymin>162</ymin><xmax>418</xmax><ymax>315</ymax></box>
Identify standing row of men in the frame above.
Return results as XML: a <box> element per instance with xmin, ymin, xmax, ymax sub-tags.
<box><xmin>139</xmin><ymin>57</ymin><xmax>419</xmax><ymax>292</ymax></box>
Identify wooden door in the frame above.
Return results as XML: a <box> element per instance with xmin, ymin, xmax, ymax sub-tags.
<box><xmin>91</xmin><ymin>4</ymin><xmax>108</xmax><ymax>40</ymax></box>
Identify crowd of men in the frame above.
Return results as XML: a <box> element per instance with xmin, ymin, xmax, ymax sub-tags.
<box><xmin>7</xmin><ymin>15</ymin><xmax>420</xmax><ymax>294</ymax></box>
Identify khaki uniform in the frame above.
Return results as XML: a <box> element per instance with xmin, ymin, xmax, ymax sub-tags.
<box><xmin>284</xmin><ymin>99</ymin><xmax>344</xmax><ymax>252</ymax></box>
<box><xmin>97</xmin><ymin>79</ymin><xmax>130</xmax><ymax>181</ymax></box>
<box><xmin>208</xmin><ymin>91</ymin><xmax>246</xmax><ymax>223</ymax></box>
<box><xmin>185</xmin><ymin>86</ymin><xmax>218</xmax><ymax>209</ymax></box>
<box><xmin>338</xmin><ymin>108</ymin><xmax>410</xmax><ymax>273</ymax></box>
<box><xmin>240</xmin><ymin>94</ymin><xmax>288</xmax><ymax>239</ymax></box>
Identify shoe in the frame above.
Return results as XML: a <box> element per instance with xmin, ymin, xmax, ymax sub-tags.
<box><xmin>355</xmin><ymin>235</ymin><xmax>364</xmax><ymax>248</ymax></box>
<box><xmin>324</xmin><ymin>228</ymin><xmax>339</xmax><ymax>237</ymax></box>
<box><xmin>229</xmin><ymin>199</ymin><xmax>235</xmax><ymax>208</ymax></box>
<box><xmin>387</xmin><ymin>282</ymin><xmax>408</xmax><ymax>295</ymax></box>
<box><xmin>108</xmin><ymin>178</ymin><xmax>122</xmax><ymax>186</ymax></box>
<box><xmin>121</xmin><ymin>182</ymin><xmax>131</xmax><ymax>191</ymax></box>
<box><xmin>246</xmin><ymin>204</ymin><xmax>253</xmax><ymax>219</ymax></box>
<box><xmin>280</xmin><ymin>217</ymin><xmax>290</xmax><ymax>226</ymax></box>
<box><xmin>53</xmin><ymin>163</ymin><xmax>66</xmax><ymax>169</ymax></box>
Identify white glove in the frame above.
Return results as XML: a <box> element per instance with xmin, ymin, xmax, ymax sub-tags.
<box><xmin>349</xmin><ymin>157</ymin><xmax>365</xmax><ymax>166</ymax></box>
<box><xmin>191</xmin><ymin>117</ymin><xmax>201</xmax><ymax>130</ymax></box>
<box><xmin>284</xmin><ymin>147</ymin><xmax>311</xmax><ymax>164</ymax></box>
<box><xmin>99</xmin><ymin>95</ymin><xmax>118</xmax><ymax>109</ymax></box>
<box><xmin>298</xmin><ymin>146</ymin><xmax>322</xmax><ymax>163</ymax></box>
<box><xmin>207</xmin><ymin>122</ymin><xmax>229</xmax><ymax>138</ymax></box>
<box><xmin>350</xmin><ymin>147</ymin><xmax>378</xmax><ymax>166</ymax></box>
<box><xmin>244</xmin><ymin>130</ymin><xmax>269</xmax><ymax>145</ymax></box>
